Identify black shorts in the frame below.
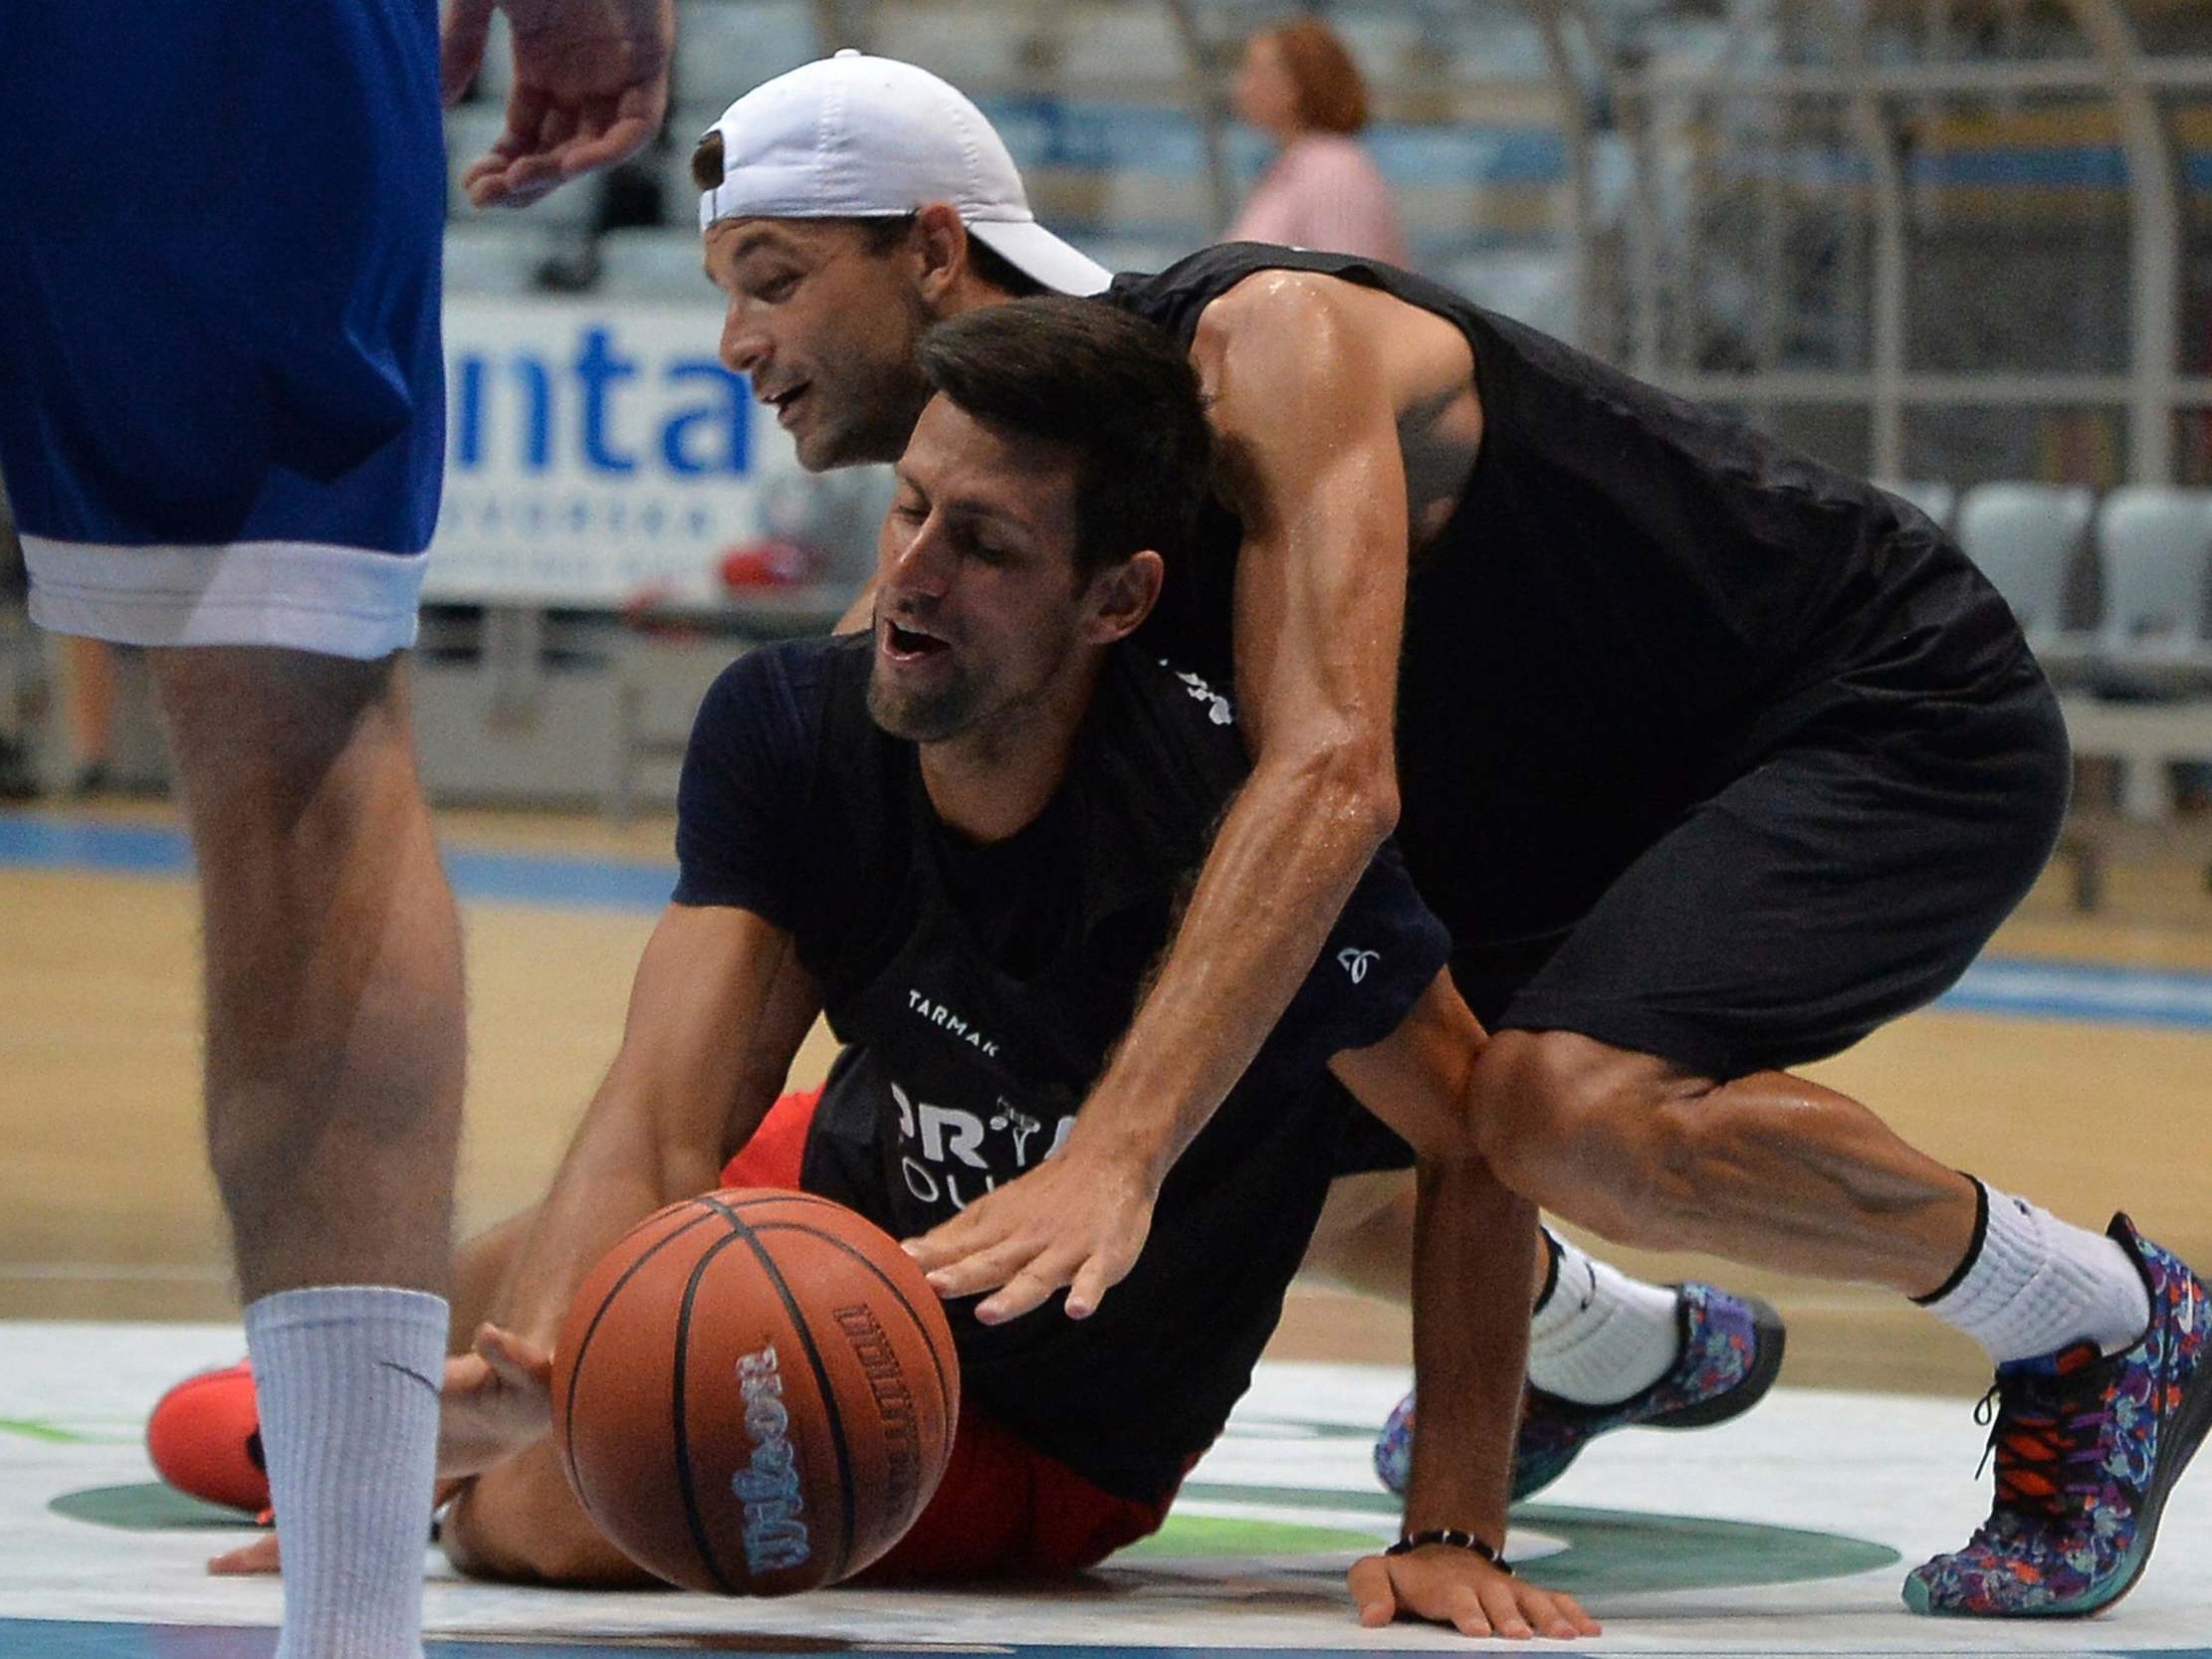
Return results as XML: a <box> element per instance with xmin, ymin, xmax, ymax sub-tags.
<box><xmin>1333</xmin><ymin>649</ymin><xmax>2069</xmax><ymax>1172</ymax></box>
<box><xmin>1488</xmin><ymin>654</ymin><xmax>2071</xmax><ymax>1079</ymax></box>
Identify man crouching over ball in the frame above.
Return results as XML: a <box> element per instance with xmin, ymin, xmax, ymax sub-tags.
<box><xmin>200</xmin><ymin>300</ymin><xmax>1597</xmax><ymax>1640</ymax></box>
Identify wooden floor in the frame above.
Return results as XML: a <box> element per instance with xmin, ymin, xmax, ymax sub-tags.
<box><xmin>7</xmin><ymin>800</ymin><xmax>2211</xmax><ymax>1402</ymax></box>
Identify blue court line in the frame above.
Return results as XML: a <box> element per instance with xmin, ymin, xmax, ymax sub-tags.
<box><xmin>7</xmin><ymin>811</ymin><xmax>2212</xmax><ymax>1033</ymax></box>
<box><xmin>0</xmin><ymin>814</ymin><xmax>674</xmax><ymax>914</ymax></box>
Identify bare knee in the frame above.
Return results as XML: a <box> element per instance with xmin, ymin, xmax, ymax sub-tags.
<box><xmin>1466</xmin><ymin>1030</ymin><xmax>1711</xmax><ymax>1249</ymax></box>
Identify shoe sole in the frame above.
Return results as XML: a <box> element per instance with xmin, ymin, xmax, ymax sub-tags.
<box><xmin>1904</xmin><ymin>1307</ymin><xmax>2212</xmax><ymax>1618</ymax></box>
<box><xmin>1648</xmin><ymin>1292</ymin><xmax>1788</xmax><ymax>1431</ymax></box>
<box><xmin>1512</xmin><ymin>1294</ymin><xmax>1788</xmax><ymax>1502</ymax></box>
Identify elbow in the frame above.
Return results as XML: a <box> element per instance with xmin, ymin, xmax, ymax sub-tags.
<box><xmin>1283</xmin><ymin>733</ymin><xmax>1400</xmax><ymax>853</ymax></box>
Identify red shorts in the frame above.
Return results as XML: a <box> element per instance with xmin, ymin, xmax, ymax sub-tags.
<box><xmin>719</xmin><ymin>1088</ymin><xmax>1179</xmax><ymax>1580</ymax></box>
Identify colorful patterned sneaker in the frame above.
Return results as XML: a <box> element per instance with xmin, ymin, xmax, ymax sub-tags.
<box><xmin>145</xmin><ymin>1359</ymin><xmax>269</xmax><ymax>1516</ymax></box>
<box><xmin>1901</xmin><ymin>1214</ymin><xmax>2212</xmax><ymax>1617</ymax></box>
<box><xmin>1374</xmin><ymin>1282</ymin><xmax>1785</xmax><ymax>1501</ymax></box>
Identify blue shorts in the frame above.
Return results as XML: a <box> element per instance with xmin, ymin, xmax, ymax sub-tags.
<box><xmin>0</xmin><ymin>0</ymin><xmax>445</xmax><ymax>658</ymax></box>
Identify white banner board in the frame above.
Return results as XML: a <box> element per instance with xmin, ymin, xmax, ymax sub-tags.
<box><xmin>423</xmin><ymin>298</ymin><xmax>883</xmax><ymax>607</ymax></box>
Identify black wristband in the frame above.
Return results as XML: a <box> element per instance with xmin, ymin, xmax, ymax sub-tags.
<box><xmin>1386</xmin><ymin>1529</ymin><xmax>1512</xmax><ymax>1573</ymax></box>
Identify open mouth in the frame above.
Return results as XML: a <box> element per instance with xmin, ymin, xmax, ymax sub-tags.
<box><xmin>765</xmin><ymin>383</ymin><xmax>810</xmax><ymax>427</ymax></box>
<box><xmin>883</xmin><ymin>617</ymin><xmax>951</xmax><ymax>661</ymax></box>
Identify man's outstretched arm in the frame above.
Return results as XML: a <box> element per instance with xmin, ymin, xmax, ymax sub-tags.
<box><xmin>491</xmin><ymin>902</ymin><xmax>820</xmax><ymax>1352</ymax></box>
<box><xmin>908</xmin><ymin>273</ymin><xmax>1414</xmax><ymax>1322</ymax></box>
<box><xmin>1330</xmin><ymin>979</ymin><xmax>1600</xmax><ymax>1641</ymax></box>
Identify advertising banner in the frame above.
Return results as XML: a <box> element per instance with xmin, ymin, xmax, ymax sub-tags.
<box><xmin>424</xmin><ymin>298</ymin><xmax>884</xmax><ymax>607</ymax></box>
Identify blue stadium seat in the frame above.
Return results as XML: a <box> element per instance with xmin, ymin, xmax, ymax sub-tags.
<box><xmin>442</xmin><ymin>224</ymin><xmax>550</xmax><ymax>297</ymax></box>
<box><xmin>871</xmin><ymin>3</ymin><xmax>1033</xmax><ymax>87</ymax></box>
<box><xmin>597</xmin><ymin>228</ymin><xmax>719</xmax><ymax>303</ymax></box>
<box><xmin>675</xmin><ymin>0</ymin><xmax>820</xmax><ymax>113</ymax></box>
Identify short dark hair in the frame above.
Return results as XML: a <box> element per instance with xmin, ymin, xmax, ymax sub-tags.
<box><xmin>691</xmin><ymin>130</ymin><xmax>1045</xmax><ymax>297</ymax></box>
<box><xmin>917</xmin><ymin>298</ymin><xmax>1214</xmax><ymax>581</ymax></box>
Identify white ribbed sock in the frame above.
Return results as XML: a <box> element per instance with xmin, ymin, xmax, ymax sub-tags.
<box><xmin>244</xmin><ymin>1286</ymin><xmax>446</xmax><ymax>1659</ymax></box>
<box><xmin>1919</xmin><ymin>1179</ymin><xmax>2149</xmax><ymax>1364</ymax></box>
<box><xmin>1526</xmin><ymin>1231</ymin><xmax>1683</xmax><ymax>1405</ymax></box>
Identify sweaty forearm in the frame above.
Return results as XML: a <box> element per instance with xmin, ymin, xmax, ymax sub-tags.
<box><xmin>1074</xmin><ymin>747</ymin><xmax>1392</xmax><ymax>1179</ymax></box>
<box><xmin>1403</xmin><ymin>1152</ymin><xmax>1536</xmax><ymax>1546</ymax></box>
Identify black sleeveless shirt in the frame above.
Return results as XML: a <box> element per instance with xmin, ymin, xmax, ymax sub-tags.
<box><xmin>673</xmin><ymin>633</ymin><xmax>1451</xmax><ymax>1499</ymax></box>
<box><xmin>1109</xmin><ymin>244</ymin><xmax>2030</xmax><ymax>952</ymax></box>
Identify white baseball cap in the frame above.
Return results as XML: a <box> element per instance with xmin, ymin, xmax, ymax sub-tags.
<box><xmin>698</xmin><ymin>51</ymin><xmax>1113</xmax><ymax>298</ymax></box>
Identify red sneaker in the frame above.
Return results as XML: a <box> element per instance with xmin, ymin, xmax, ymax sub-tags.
<box><xmin>146</xmin><ymin>1360</ymin><xmax>269</xmax><ymax>1515</ymax></box>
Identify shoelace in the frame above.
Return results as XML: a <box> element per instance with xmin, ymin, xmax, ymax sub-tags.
<box><xmin>1971</xmin><ymin>1346</ymin><xmax>2111</xmax><ymax>1526</ymax></box>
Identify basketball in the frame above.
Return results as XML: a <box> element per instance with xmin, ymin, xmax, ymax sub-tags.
<box><xmin>550</xmin><ymin>1189</ymin><xmax>960</xmax><ymax>1595</ymax></box>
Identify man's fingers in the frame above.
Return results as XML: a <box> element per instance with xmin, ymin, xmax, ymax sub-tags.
<box><xmin>1538</xmin><ymin>1587</ymin><xmax>1602</xmax><ymax>1638</ymax></box>
<box><xmin>552</xmin><ymin>113</ymin><xmax>656</xmax><ymax>184</ymax></box>
<box><xmin>474</xmin><ymin>1323</ymin><xmax>549</xmax><ymax>1384</ymax></box>
<box><xmin>1440</xmin><ymin>1581</ymin><xmax>1494</xmax><ymax>1639</ymax></box>
<box><xmin>922</xmin><ymin>1237</ymin><xmax>1040</xmax><ymax>1301</ymax></box>
<box><xmin>1474</xmin><ymin>1577</ymin><xmax>1529</xmax><ymax>1641</ymax></box>
<box><xmin>1063</xmin><ymin>1250</ymin><xmax>1128</xmax><ymax>1321</ymax></box>
<box><xmin>1345</xmin><ymin>1555</ymin><xmax>1397</xmax><ymax>1627</ymax></box>
<box><xmin>438</xmin><ymin>0</ymin><xmax>496</xmax><ymax>106</ymax></box>
<box><xmin>903</xmin><ymin>1202</ymin><xmax>995</xmax><ymax>1270</ymax></box>
<box><xmin>975</xmin><ymin>1256</ymin><xmax>1081</xmax><ymax>1325</ymax></box>
<box><xmin>207</xmin><ymin>1534</ymin><xmax>280</xmax><ymax>1576</ymax></box>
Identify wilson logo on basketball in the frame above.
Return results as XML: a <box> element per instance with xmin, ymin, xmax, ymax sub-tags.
<box><xmin>834</xmin><ymin>1304</ymin><xmax>922</xmax><ymax>1522</ymax></box>
<box><xmin>732</xmin><ymin>1345</ymin><xmax>810</xmax><ymax>1573</ymax></box>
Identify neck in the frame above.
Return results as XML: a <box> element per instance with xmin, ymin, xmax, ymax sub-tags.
<box><xmin>918</xmin><ymin>652</ymin><xmax>1107</xmax><ymax>844</ymax></box>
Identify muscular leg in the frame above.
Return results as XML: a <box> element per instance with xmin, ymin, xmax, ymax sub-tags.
<box><xmin>155</xmin><ymin>647</ymin><xmax>464</xmax><ymax>1298</ymax></box>
<box><xmin>1300</xmin><ymin>1171</ymin><xmax>1424</xmax><ymax>1302</ymax></box>
<box><xmin>1469</xmin><ymin>1029</ymin><xmax>1983</xmax><ymax>1296</ymax></box>
<box><xmin>1301</xmin><ymin>1170</ymin><xmax>1695</xmax><ymax>1412</ymax></box>
<box><xmin>154</xmin><ymin>646</ymin><xmax>464</xmax><ymax>1659</ymax></box>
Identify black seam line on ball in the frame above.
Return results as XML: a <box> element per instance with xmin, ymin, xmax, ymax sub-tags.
<box><xmin>561</xmin><ymin>1206</ymin><xmax>722</xmax><ymax>1526</ymax></box>
<box><xmin>701</xmin><ymin>1192</ymin><xmax>858</xmax><ymax>1582</ymax></box>
<box><xmin>747</xmin><ymin>1221</ymin><xmax>957</xmax><ymax>1432</ymax></box>
<box><xmin>673</xmin><ymin>1226</ymin><xmax>751</xmax><ymax>1595</ymax></box>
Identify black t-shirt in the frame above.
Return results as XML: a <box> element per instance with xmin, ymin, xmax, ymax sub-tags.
<box><xmin>674</xmin><ymin>633</ymin><xmax>1451</xmax><ymax>1499</ymax></box>
<box><xmin>1109</xmin><ymin>244</ymin><xmax>2032</xmax><ymax>974</ymax></box>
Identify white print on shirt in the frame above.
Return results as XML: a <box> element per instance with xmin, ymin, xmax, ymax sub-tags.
<box><xmin>1161</xmin><ymin>661</ymin><xmax>1234</xmax><ymax>726</ymax></box>
<box><xmin>906</xmin><ymin>988</ymin><xmax>1001</xmax><ymax>1058</ymax></box>
<box><xmin>890</xmin><ymin>1078</ymin><xmax>1076</xmax><ymax>1213</ymax></box>
<box><xmin>1337</xmin><ymin>947</ymin><xmax>1380</xmax><ymax>984</ymax></box>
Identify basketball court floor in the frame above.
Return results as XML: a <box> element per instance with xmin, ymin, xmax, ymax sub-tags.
<box><xmin>7</xmin><ymin>800</ymin><xmax>2212</xmax><ymax>1657</ymax></box>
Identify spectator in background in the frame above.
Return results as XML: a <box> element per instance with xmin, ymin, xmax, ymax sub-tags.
<box><xmin>1223</xmin><ymin>17</ymin><xmax>1409</xmax><ymax>268</ymax></box>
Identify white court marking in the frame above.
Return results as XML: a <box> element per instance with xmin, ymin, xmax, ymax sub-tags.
<box><xmin>3</xmin><ymin>1323</ymin><xmax>2211</xmax><ymax>1655</ymax></box>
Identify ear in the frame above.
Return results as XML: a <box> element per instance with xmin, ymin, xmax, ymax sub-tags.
<box><xmin>912</xmin><ymin>202</ymin><xmax>968</xmax><ymax>310</ymax></box>
<box><xmin>1080</xmin><ymin>550</ymin><xmax>1166</xmax><ymax>645</ymax></box>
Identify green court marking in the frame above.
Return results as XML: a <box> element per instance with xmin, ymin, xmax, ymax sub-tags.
<box><xmin>0</xmin><ymin>1418</ymin><xmax>97</xmax><ymax>1444</ymax></box>
<box><xmin>1153</xmin><ymin>1483</ymin><xmax>1898</xmax><ymax>1595</ymax></box>
<box><xmin>49</xmin><ymin>1482</ymin><xmax>259</xmax><ymax>1532</ymax></box>
<box><xmin>54</xmin><ymin>1475</ymin><xmax>1898</xmax><ymax>1597</ymax></box>
<box><xmin>1117</xmin><ymin>1514</ymin><xmax>1379</xmax><ymax>1558</ymax></box>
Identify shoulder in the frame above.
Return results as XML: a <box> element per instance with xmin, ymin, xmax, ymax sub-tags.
<box><xmin>1190</xmin><ymin>263</ymin><xmax>1386</xmax><ymax>383</ymax></box>
<box><xmin>1086</xmin><ymin>651</ymin><xmax>1246</xmax><ymax>821</ymax></box>
<box><xmin>700</xmin><ymin>633</ymin><xmax>863</xmax><ymax>723</ymax></box>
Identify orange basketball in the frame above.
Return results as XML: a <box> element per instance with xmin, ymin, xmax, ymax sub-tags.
<box><xmin>550</xmin><ymin>1189</ymin><xmax>960</xmax><ymax>1595</ymax></box>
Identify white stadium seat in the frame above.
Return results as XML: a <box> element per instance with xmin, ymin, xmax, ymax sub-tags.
<box><xmin>1953</xmin><ymin>482</ymin><xmax>2096</xmax><ymax>671</ymax></box>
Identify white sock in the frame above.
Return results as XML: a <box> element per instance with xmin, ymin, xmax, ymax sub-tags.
<box><xmin>1918</xmin><ymin>1179</ymin><xmax>2149</xmax><ymax>1364</ymax></box>
<box><xmin>245</xmin><ymin>1286</ymin><xmax>447</xmax><ymax>1659</ymax></box>
<box><xmin>1526</xmin><ymin>1230</ymin><xmax>1683</xmax><ymax>1405</ymax></box>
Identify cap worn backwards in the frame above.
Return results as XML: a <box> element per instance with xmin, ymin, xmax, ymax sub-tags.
<box><xmin>698</xmin><ymin>51</ymin><xmax>1112</xmax><ymax>297</ymax></box>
